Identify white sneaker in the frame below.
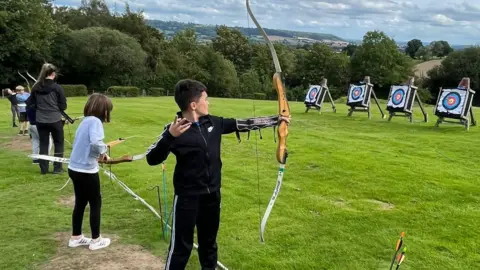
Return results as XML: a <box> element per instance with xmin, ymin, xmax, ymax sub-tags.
<box><xmin>89</xmin><ymin>236</ymin><xmax>111</xmax><ymax>250</ymax></box>
<box><xmin>68</xmin><ymin>235</ymin><xmax>92</xmax><ymax>247</ymax></box>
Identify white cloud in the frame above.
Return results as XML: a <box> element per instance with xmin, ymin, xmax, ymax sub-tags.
<box><xmin>432</xmin><ymin>14</ymin><xmax>455</xmax><ymax>26</ymax></box>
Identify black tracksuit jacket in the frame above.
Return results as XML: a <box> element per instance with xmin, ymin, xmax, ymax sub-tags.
<box><xmin>146</xmin><ymin>112</ymin><xmax>278</xmax><ymax>196</ymax></box>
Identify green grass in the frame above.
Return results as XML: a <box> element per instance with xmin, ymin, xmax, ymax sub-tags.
<box><xmin>0</xmin><ymin>96</ymin><xmax>479</xmax><ymax>269</ymax></box>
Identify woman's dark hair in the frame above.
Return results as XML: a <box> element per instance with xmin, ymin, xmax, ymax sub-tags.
<box><xmin>174</xmin><ymin>79</ymin><xmax>207</xmax><ymax>112</ymax></box>
<box><xmin>84</xmin><ymin>93</ymin><xmax>113</xmax><ymax>122</ymax></box>
<box><xmin>33</xmin><ymin>63</ymin><xmax>58</xmax><ymax>89</ymax></box>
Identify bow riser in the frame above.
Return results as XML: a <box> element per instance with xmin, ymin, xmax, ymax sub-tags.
<box><xmin>273</xmin><ymin>73</ymin><xmax>289</xmax><ymax>164</ymax></box>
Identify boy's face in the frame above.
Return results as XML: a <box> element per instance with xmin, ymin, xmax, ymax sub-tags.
<box><xmin>192</xmin><ymin>91</ymin><xmax>209</xmax><ymax>116</ymax></box>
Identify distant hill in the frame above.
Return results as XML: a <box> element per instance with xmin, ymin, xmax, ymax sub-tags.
<box><xmin>145</xmin><ymin>20</ymin><xmax>346</xmax><ymax>42</ymax></box>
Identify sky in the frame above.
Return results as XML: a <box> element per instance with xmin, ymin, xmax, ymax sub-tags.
<box><xmin>55</xmin><ymin>0</ymin><xmax>480</xmax><ymax>45</ymax></box>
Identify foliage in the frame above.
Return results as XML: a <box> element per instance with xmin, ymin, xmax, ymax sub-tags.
<box><xmin>107</xmin><ymin>86</ymin><xmax>140</xmax><ymax>97</ymax></box>
<box><xmin>425</xmin><ymin>47</ymin><xmax>480</xmax><ymax>105</ymax></box>
<box><xmin>405</xmin><ymin>39</ymin><xmax>423</xmax><ymax>58</ymax></box>
<box><xmin>342</xmin><ymin>44</ymin><xmax>358</xmax><ymax>56</ymax></box>
<box><xmin>350</xmin><ymin>31</ymin><xmax>414</xmax><ymax>94</ymax></box>
<box><xmin>61</xmin><ymin>84</ymin><xmax>88</xmax><ymax>97</ymax></box>
<box><xmin>147</xmin><ymin>87</ymin><xmax>166</xmax><ymax>96</ymax></box>
<box><xmin>0</xmin><ymin>0</ymin><xmax>58</xmax><ymax>84</ymax></box>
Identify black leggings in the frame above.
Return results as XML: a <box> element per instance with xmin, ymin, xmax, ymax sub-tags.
<box><xmin>68</xmin><ymin>169</ymin><xmax>102</xmax><ymax>239</ymax></box>
<box><xmin>37</xmin><ymin>121</ymin><xmax>64</xmax><ymax>173</ymax></box>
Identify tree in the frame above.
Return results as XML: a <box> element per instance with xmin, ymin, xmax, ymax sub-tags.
<box><xmin>56</xmin><ymin>27</ymin><xmax>148</xmax><ymax>89</ymax></box>
<box><xmin>0</xmin><ymin>0</ymin><xmax>58</xmax><ymax>84</ymax></box>
<box><xmin>212</xmin><ymin>26</ymin><xmax>251</xmax><ymax>72</ymax></box>
<box><xmin>342</xmin><ymin>44</ymin><xmax>358</xmax><ymax>56</ymax></box>
<box><xmin>429</xmin><ymin>41</ymin><xmax>453</xmax><ymax>57</ymax></box>
<box><xmin>415</xmin><ymin>46</ymin><xmax>433</xmax><ymax>61</ymax></box>
<box><xmin>350</xmin><ymin>31</ymin><xmax>414</xmax><ymax>90</ymax></box>
<box><xmin>405</xmin><ymin>39</ymin><xmax>423</xmax><ymax>58</ymax></box>
<box><xmin>426</xmin><ymin>47</ymin><xmax>480</xmax><ymax>105</ymax></box>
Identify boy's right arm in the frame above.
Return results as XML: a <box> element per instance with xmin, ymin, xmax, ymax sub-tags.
<box><xmin>146</xmin><ymin>124</ymin><xmax>174</xmax><ymax>166</ymax></box>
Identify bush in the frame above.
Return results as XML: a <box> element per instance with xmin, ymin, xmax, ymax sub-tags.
<box><xmin>416</xmin><ymin>87</ymin><xmax>434</xmax><ymax>104</ymax></box>
<box><xmin>254</xmin><ymin>92</ymin><xmax>266</xmax><ymax>100</ymax></box>
<box><xmin>106</xmin><ymin>86</ymin><xmax>140</xmax><ymax>97</ymax></box>
<box><xmin>61</xmin><ymin>85</ymin><xmax>88</xmax><ymax>97</ymax></box>
<box><xmin>147</xmin><ymin>87</ymin><xmax>166</xmax><ymax>96</ymax></box>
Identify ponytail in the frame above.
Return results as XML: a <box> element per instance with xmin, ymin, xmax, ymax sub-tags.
<box><xmin>33</xmin><ymin>63</ymin><xmax>58</xmax><ymax>89</ymax></box>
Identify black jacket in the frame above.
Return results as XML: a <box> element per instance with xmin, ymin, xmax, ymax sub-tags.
<box><xmin>146</xmin><ymin>112</ymin><xmax>279</xmax><ymax>196</ymax></box>
<box><xmin>26</xmin><ymin>79</ymin><xmax>67</xmax><ymax>124</ymax></box>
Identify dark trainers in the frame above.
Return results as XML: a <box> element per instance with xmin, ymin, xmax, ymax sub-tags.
<box><xmin>32</xmin><ymin>160</ymin><xmax>39</xmax><ymax>164</ymax></box>
<box><xmin>52</xmin><ymin>169</ymin><xmax>64</xmax><ymax>174</ymax></box>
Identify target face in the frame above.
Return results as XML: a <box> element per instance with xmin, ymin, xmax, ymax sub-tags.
<box><xmin>387</xmin><ymin>85</ymin><xmax>410</xmax><ymax>109</ymax></box>
<box><xmin>392</xmin><ymin>89</ymin><xmax>405</xmax><ymax>105</ymax></box>
<box><xmin>442</xmin><ymin>92</ymin><xmax>461</xmax><ymax>110</ymax></box>
<box><xmin>309</xmin><ymin>88</ymin><xmax>319</xmax><ymax>100</ymax></box>
<box><xmin>304</xmin><ymin>85</ymin><xmax>322</xmax><ymax>104</ymax></box>
<box><xmin>436</xmin><ymin>89</ymin><xmax>467</xmax><ymax>115</ymax></box>
<box><xmin>351</xmin><ymin>87</ymin><xmax>363</xmax><ymax>100</ymax></box>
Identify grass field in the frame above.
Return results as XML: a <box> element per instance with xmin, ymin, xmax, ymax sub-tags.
<box><xmin>0</xmin><ymin>96</ymin><xmax>479</xmax><ymax>269</ymax></box>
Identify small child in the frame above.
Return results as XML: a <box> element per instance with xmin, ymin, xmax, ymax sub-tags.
<box><xmin>4</xmin><ymin>88</ymin><xmax>19</xmax><ymax>127</ymax></box>
<box><xmin>67</xmin><ymin>93</ymin><xmax>132</xmax><ymax>250</ymax></box>
<box><xmin>15</xmin><ymin>86</ymin><xmax>30</xmax><ymax>135</ymax></box>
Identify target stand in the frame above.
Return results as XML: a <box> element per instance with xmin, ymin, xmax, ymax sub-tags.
<box><xmin>304</xmin><ymin>79</ymin><xmax>336</xmax><ymax>113</ymax></box>
<box><xmin>434</xmin><ymin>77</ymin><xmax>477</xmax><ymax>130</ymax></box>
<box><xmin>346</xmin><ymin>76</ymin><xmax>386</xmax><ymax>119</ymax></box>
<box><xmin>386</xmin><ymin>77</ymin><xmax>428</xmax><ymax>123</ymax></box>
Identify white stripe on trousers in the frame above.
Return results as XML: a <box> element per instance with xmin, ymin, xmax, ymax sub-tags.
<box><xmin>165</xmin><ymin>195</ymin><xmax>178</xmax><ymax>270</ymax></box>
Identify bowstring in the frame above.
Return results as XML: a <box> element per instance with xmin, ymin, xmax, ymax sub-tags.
<box><xmin>245</xmin><ymin>6</ymin><xmax>263</xmax><ymax>234</ymax></box>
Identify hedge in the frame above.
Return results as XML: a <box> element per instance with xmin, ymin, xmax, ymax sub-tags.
<box><xmin>254</xmin><ymin>92</ymin><xmax>266</xmax><ymax>100</ymax></box>
<box><xmin>61</xmin><ymin>85</ymin><xmax>88</xmax><ymax>97</ymax></box>
<box><xmin>106</xmin><ymin>86</ymin><xmax>140</xmax><ymax>97</ymax></box>
<box><xmin>147</xmin><ymin>87</ymin><xmax>166</xmax><ymax>96</ymax></box>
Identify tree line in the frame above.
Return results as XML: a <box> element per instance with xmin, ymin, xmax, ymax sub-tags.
<box><xmin>2</xmin><ymin>0</ymin><xmax>480</xmax><ymax>105</ymax></box>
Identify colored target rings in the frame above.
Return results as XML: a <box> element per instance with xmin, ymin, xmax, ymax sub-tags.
<box><xmin>351</xmin><ymin>87</ymin><xmax>363</xmax><ymax>100</ymax></box>
<box><xmin>392</xmin><ymin>89</ymin><xmax>405</xmax><ymax>105</ymax></box>
<box><xmin>442</xmin><ymin>92</ymin><xmax>461</xmax><ymax>110</ymax></box>
<box><xmin>309</xmin><ymin>88</ymin><xmax>318</xmax><ymax>100</ymax></box>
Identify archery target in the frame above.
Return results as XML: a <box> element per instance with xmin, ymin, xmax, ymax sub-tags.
<box><xmin>436</xmin><ymin>89</ymin><xmax>467</xmax><ymax>115</ymax></box>
<box><xmin>305</xmin><ymin>85</ymin><xmax>322</xmax><ymax>104</ymax></box>
<box><xmin>442</xmin><ymin>92</ymin><xmax>461</xmax><ymax>110</ymax></box>
<box><xmin>387</xmin><ymin>86</ymin><xmax>408</xmax><ymax>108</ymax></box>
<box><xmin>348</xmin><ymin>85</ymin><xmax>366</xmax><ymax>103</ymax></box>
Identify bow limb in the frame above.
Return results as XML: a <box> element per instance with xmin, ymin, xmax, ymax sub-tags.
<box><xmin>246</xmin><ymin>0</ymin><xmax>290</xmax><ymax>242</ymax></box>
<box><xmin>17</xmin><ymin>71</ymin><xmax>31</xmax><ymax>91</ymax></box>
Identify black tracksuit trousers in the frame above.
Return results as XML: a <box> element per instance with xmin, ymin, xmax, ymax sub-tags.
<box><xmin>165</xmin><ymin>191</ymin><xmax>221</xmax><ymax>270</ymax></box>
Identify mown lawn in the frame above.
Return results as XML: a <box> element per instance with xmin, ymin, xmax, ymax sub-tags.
<box><xmin>0</xmin><ymin>96</ymin><xmax>479</xmax><ymax>269</ymax></box>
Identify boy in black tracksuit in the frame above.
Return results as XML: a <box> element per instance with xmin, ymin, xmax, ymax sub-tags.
<box><xmin>146</xmin><ymin>79</ymin><xmax>290</xmax><ymax>270</ymax></box>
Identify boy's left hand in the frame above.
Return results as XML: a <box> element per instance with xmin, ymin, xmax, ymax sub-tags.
<box><xmin>279</xmin><ymin>115</ymin><xmax>291</xmax><ymax>124</ymax></box>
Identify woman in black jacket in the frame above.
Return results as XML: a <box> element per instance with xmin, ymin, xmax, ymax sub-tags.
<box><xmin>27</xmin><ymin>63</ymin><xmax>67</xmax><ymax>174</ymax></box>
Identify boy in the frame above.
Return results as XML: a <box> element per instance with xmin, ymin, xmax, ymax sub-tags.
<box><xmin>145</xmin><ymin>79</ymin><xmax>290</xmax><ymax>269</ymax></box>
<box><xmin>15</xmin><ymin>85</ymin><xmax>30</xmax><ymax>135</ymax></box>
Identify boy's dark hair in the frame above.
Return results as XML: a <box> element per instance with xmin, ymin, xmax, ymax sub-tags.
<box><xmin>84</xmin><ymin>93</ymin><xmax>113</xmax><ymax>122</ymax></box>
<box><xmin>174</xmin><ymin>79</ymin><xmax>207</xmax><ymax>112</ymax></box>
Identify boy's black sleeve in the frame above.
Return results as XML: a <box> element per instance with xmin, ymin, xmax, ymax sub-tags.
<box><xmin>146</xmin><ymin>124</ymin><xmax>175</xmax><ymax>165</ymax></box>
<box><xmin>221</xmin><ymin>115</ymin><xmax>279</xmax><ymax>135</ymax></box>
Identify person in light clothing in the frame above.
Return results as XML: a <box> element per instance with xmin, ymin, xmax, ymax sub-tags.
<box><xmin>15</xmin><ymin>85</ymin><xmax>30</xmax><ymax>135</ymax></box>
<box><xmin>26</xmin><ymin>104</ymin><xmax>53</xmax><ymax>164</ymax></box>
<box><xmin>67</xmin><ymin>93</ymin><xmax>133</xmax><ymax>250</ymax></box>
